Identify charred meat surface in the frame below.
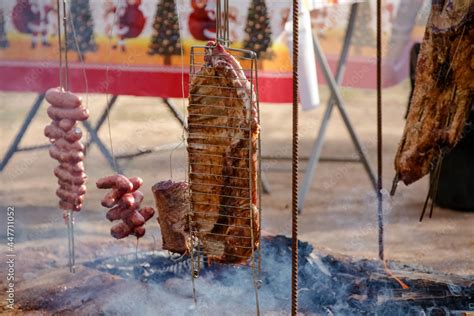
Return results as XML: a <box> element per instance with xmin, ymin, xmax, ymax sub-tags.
<box><xmin>394</xmin><ymin>2</ymin><xmax>474</xmax><ymax>185</ymax></box>
<box><xmin>153</xmin><ymin>180</ymin><xmax>190</xmax><ymax>254</ymax></box>
<box><xmin>188</xmin><ymin>42</ymin><xmax>260</xmax><ymax>263</ymax></box>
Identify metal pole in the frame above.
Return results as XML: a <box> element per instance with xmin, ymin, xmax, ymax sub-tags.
<box><xmin>376</xmin><ymin>0</ymin><xmax>384</xmax><ymax>261</ymax></box>
<box><xmin>0</xmin><ymin>94</ymin><xmax>45</xmax><ymax>172</ymax></box>
<box><xmin>312</xmin><ymin>32</ymin><xmax>377</xmax><ymax>190</ymax></box>
<box><xmin>82</xmin><ymin>120</ymin><xmax>123</xmax><ymax>174</ymax></box>
<box><xmin>291</xmin><ymin>0</ymin><xmax>299</xmax><ymax>314</ymax></box>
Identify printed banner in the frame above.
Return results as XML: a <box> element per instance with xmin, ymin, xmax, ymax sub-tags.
<box><xmin>0</xmin><ymin>0</ymin><xmax>430</xmax><ymax>102</ymax></box>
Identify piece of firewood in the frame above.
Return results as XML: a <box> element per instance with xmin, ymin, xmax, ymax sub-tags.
<box><xmin>394</xmin><ymin>1</ymin><xmax>473</xmax><ymax>185</ymax></box>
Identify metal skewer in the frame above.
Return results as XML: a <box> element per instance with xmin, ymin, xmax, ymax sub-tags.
<box><xmin>57</xmin><ymin>0</ymin><xmax>75</xmax><ymax>273</ymax></box>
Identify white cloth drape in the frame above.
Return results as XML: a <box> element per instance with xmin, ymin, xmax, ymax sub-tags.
<box><xmin>284</xmin><ymin>1</ymin><xmax>320</xmax><ymax>111</ymax></box>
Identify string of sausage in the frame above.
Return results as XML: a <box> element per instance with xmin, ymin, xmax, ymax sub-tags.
<box><xmin>97</xmin><ymin>175</ymin><xmax>155</xmax><ymax>239</ymax></box>
<box><xmin>44</xmin><ymin>87</ymin><xmax>89</xmax><ymax>216</ymax></box>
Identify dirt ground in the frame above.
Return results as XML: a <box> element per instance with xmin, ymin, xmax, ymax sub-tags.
<box><xmin>0</xmin><ymin>81</ymin><xmax>472</xmax><ymax>287</ymax></box>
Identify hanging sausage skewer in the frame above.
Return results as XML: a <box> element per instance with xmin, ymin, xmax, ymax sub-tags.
<box><xmin>45</xmin><ymin>88</ymin><xmax>89</xmax><ymax>215</ymax></box>
<box><xmin>44</xmin><ymin>0</ymin><xmax>86</xmax><ymax>273</ymax></box>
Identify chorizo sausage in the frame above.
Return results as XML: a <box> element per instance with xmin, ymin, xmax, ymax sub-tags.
<box><xmin>124</xmin><ymin>210</ymin><xmax>145</xmax><ymax>227</ymax></box>
<box><xmin>101</xmin><ymin>189</ymin><xmax>124</xmax><ymax>208</ymax></box>
<box><xmin>44</xmin><ymin>123</ymin><xmax>64</xmax><ymax>139</ymax></box>
<box><xmin>113</xmin><ymin>175</ymin><xmax>134</xmax><ymax>192</ymax></box>
<box><xmin>98</xmin><ymin>175</ymin><xmax>155</xmax><ymax>239</ymax></box>
<box><xmin>96</xmin><ymin>175</ymin><xmax>134</xmax><ymax>192</ymax></box>
<box><xmin>56</xmin><ymin>188</ymin><xmax>83</xmax><ymax>205</ymax></box>
<box><xmin>47</xmin><ymin>106</ymin><xmax>89</xmax><ymax>121</ymax></box>
<box><xmin>45</xmin><ymin>87</ymin><xmax>82</xmax><ymax>109</ymax></box>
<box><xmin>106</xmin><ymin>204</ymin><xmax>128</xmax><ymax>222</ymax></box>
<box><xmin>58</xmin><ymin>119</ymin><xmax>76</xmax><ymax>131</ymax></box>
<box><xmin>60</xmin><ymin>161</ymin><xmax>84</xmax><ymax>173</ymax></box>
<box><xmin>49</xmin><ymin>144</ymin><xmax>84</xmax><ymax>163</ymax></box>
<box><xmin>139</xmin><ymin>206</ymin><xmax>155</xmax><ymax>221</ymax></box>
<box><xmin>59</xmin><ymin>181</ymin><xmax>87</xmax><ymax>195</ymax></box>
<box><xmin>129</xmin><ymin>176</ymin><xmax>143</xmax><ymax>191</ymax></box>
<box><xmin>110</xmin><ymin>222</ymin><xmax>133</xmax><ymax>239</ymax></box>
<box><xmin>133</xmin><ymin>226</ymin><xmax>146</xmax><ymax>238</ymax></box>
<box><xmin>64</xmin><ymin>127</ymin><xmax>83</xmax><ymax>143</ymax></box>
<box><xmin>48</xmin><ymin>123</ymin><xmax>83</xmax><ymax>142</ymax></box>
<box><xmin>54</xmin><ymin>138</ymin><xmax>85</xmax><ymax>152</ymax></box>
<box><xmin>120</xmin><ymin>191</ymin><xmax>144</xmax><ymax>209</ymax></box>
<box><xmin>54</xmin><ymin>166</ymin><xmax>87</xmax><ymax>185</ymax></box>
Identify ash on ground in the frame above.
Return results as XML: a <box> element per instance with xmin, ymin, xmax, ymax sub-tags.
<box><xmin>87</xmin><ymin>236</ymin><xmax>473</xmax><ymax>315</ymax></box>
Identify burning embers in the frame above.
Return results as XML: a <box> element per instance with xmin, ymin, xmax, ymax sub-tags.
<box><xmin>84</xmin><ymin>236</ymin><xmax>473</xmax><ymax>315</ymax></box>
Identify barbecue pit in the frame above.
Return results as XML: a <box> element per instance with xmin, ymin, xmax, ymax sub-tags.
<box><xmin>12</xmin><ymin>236</ymin><xmax>473</xmax><ymax>315</ymax></box>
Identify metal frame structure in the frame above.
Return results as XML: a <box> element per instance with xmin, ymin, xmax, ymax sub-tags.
<box><xmin>298</xmin><ymin>3</ymin><xmax>377</xmax><ymax>213</ymax></box>
<box><xmin>0</xmin><ymin>96</ymin><xmax>183</xmax><ymax>174</ymax></box>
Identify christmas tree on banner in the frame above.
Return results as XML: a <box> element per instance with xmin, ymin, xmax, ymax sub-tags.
<box><xmin>352</xmin><ymin>2</ymin><xmax>375</xmax><ymax>54</ymax></box>
<box><xmin>148</xmin><ymin>0</ymin><xmax>181</xmax><ymax>65</ymax></box>
<box><xmin>0</xmin><ymin>8</ymin><xmax>8</xmax><ymax>48</ymax></box>
<box><xmin>67</xmin><ymin>0</ymin><xmax>97</xmax><ymax>60</ymax></box>
<box><xmin>243</xmin><ymin>0</ymin><xmax>272</xmax><ymax>69</ymax></box>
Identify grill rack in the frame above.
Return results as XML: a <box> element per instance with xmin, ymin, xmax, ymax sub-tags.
<box><xmin>187</xmin><ymin>44</ymin><xmax>262</xmax><ymax>273</ymax></box>
<box><xmin>185</xmin><ymin>1</ymin><xmax>263</xmax><ymax>312</ymax></box>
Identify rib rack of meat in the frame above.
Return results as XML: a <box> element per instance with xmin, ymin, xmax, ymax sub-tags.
<box><xmin>187</xmin><ymin>41</ymin><xmax>261</xmax><ymax>264</ymax></box>
<box><xmin>394</xmin><ymin>1</ymin><xmax>473</xmax><ymax>186</ymax></box>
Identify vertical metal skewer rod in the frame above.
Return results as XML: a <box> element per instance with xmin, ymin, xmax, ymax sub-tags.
<box><xmin>376</xmin><ymin>0</ymin><xmax>384</xmax><ymax>262</ymax></box>
<box><xmin>291</xmin><ymin>0</ymin><xmax>299</xmax><ymax>314</ymax></box>
<box><xmin>57</xmin><ymin>0</ymin><xmax>75</xmax><ymax>273</ymax></box>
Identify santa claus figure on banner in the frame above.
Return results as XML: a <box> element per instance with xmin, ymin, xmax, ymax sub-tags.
<box><xmin>12</xmin><ymin>0</ymin><xmax>54</xmax><ymax>49</ymax></box>
<box><xmin>188</xmin><ymin>0</ymin><xmax>216</xmax><ymax>41</ymax></box>
<box><xmin>104</xmin><ymin>0</ymin><xmax>145</xmax><ymax>52</ymax></box>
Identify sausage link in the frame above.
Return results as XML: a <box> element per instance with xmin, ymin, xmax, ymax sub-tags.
<box><xmin>139</xmin><ymin>206</ymin><xmax>155</xmax><ymax>221</ymax></box>
<box><xmin>101</xmin><ymin>189</ymin><xmax>124</xmax><ymax>208</ymax></box>
<box><xmin>129</xmin><ymin>176</ymin><xmax>143</xmax><ymax>191</ymax></box>
<box><xmin>106</xmin><ymin>204</ymin><xmax>128</xmax><ymax>222</ymax></box>
<box><xmin>59</xmin><ymin>161</ymin><xmax>84</xmax><ymax>174</ymax></box>
<box><xmin>54</xmin><ymin>166</ymin><xmax>87</xmax><ymax>185</ymax></box>
<box><xmin>124</xmin><ymin>210</ymin><xmax>145</xmax><ymax>227</ymax></box>
<box><xmin>56</xmin><ymin>188</ymin><xmax>84</xmax><ymax>205</ymax></box>
<box><xmin>111</xmin><ymin>222</ymin><xmax>133</xmax><ymax>239</ymax></box>
<box><xmin>64</xmin><ymin>127</ymin><xmax>83</xmax><ymax>143</ymax></box>
<box><xmin>47</xmin><ymin>106</ymin><xmax>89</xmax><ymax>121</ymax></box>
<box><xmin>59</xmin><ymin>181</ymin><xmax>87</xmax><ymax>195</ymax></box>
<box><xmin>45</xmin><ymin>87</ymin><xmax>82</xmax><ymax>109</ymax></box>
<box><xmin>44</xmin><ymin>123</ymin><xmax>64</xmax><ymax>139</ymax></box>
<box><xmin>49</xmin><ymin>144</ymin><xmax>84</xmax><ymax>163</ymax></box>
<box><xmin>120</xmin><ymin>191</ymin><xmax>144</xmax><ymax>209</ymax></box>
<box><xmin>58</xmin><ymin>119</ymin><xmax>76</xmax><ymax>131</ymax></box>
<box><xmin>133</xmin><ymin>226</ymin><xmax>146</xmax><ymax>238</ymax></box>
<box><xmin>96</xmin><ymin>175</ymin><xmax>133</xmax><ymax>192</ymax></box>
<box><xmin>47</xmin><ymin>122</ymin><xmax>83</xmax><ymax>142</ymax></box>
<box><xmin>54</xmin><ymin>138</ymin><xmax>85</xmax><ymax>152</ymax></box>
